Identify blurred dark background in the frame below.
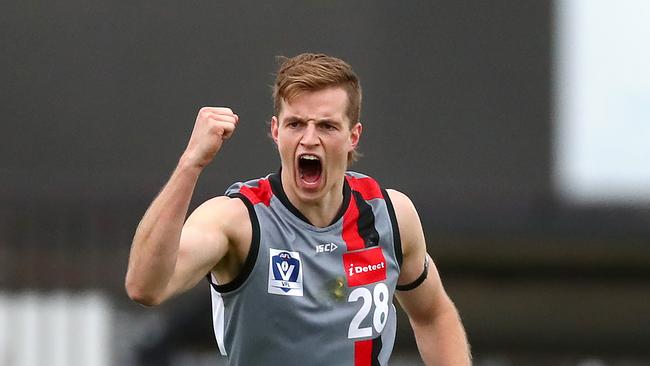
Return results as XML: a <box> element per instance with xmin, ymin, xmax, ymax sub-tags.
<box><xmin>1</xmin><ymin>1</ymin><xmax>648</xmax><ymax>365</ymax></box>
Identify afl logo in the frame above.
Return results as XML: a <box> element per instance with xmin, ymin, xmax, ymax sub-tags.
<box><xmin>268</xmin><ymin>249</ymin><xmax>303</xmax><ymax>296</ymax></box>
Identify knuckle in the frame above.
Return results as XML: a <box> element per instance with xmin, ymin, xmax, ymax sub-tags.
<box><xmin>199</xmin><ymin>108</ymin><xmax>211</xmax><ymax>118</ymax></box>
<box><xmin>215</xmin><ymin>107</ymin><xmax>233</xmax><ymax>115</ymax></box>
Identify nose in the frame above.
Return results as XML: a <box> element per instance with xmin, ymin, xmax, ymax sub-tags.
<box><xmin>300</xmin><ymin>123</ymin><xmax>320</xmax><ymax>147</ymax></box>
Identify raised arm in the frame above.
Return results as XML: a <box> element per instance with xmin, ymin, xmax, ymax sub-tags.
<box><xmin>389</xmin><ymin>189</ymin><xmax>471</xmax><ymax>365</ymax></box>
<box><xmin>125</xmin><ymin>107</ymin><xmax>241</xmax><ymax>306</ymax></box>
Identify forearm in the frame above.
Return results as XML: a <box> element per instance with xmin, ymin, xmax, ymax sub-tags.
<box><xmin>411</xmin><ymin>301</ymin><xmax>471</xmax><ymax>366</ymax></box>
<box><xmin>125</xmin><ymin>157</ymin><xmax>202</xmax><ymax>305</ymax></box>
<box><xmin>413</xmin><ymin>303</ymin><xmax>471</xmax><ymax>366</ymax></box>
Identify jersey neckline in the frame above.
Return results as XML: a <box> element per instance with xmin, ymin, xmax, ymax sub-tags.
<box><xmin>268</xmin><ymin>170</ymin><xmax>352</xmax><ymax>228</ymax></box>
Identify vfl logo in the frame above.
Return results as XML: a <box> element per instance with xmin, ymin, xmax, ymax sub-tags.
<box><xmin>268</xmin><ymin>249</ymin><xmax>303</xmax><ymax>296</ymax></box>
<box><xmin>316</xmin><ymin>242</ymin><xmax>339</xmax><ymax>254</ymax></box>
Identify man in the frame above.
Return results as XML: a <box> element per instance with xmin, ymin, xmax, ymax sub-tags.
<box><xmin>126</xmin><ymin>53</ymin><xmax>471</xmax><ymax>365</ymax></box>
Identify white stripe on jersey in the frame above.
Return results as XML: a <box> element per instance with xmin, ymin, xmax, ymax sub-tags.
<box><xmin>210</xmin><ymin>274</ymin><xmax>227</xmax><ymax>356</ymax></box>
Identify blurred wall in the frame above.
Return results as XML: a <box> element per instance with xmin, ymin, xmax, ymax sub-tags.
<box><xmin>1</xmin><ymin>1</ymin><xmax>550</xmax><ymax>217</ymax></box>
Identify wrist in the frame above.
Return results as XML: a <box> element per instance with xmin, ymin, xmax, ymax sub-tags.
<box><xmin>177</xmin><ymin>153</ymin><xmax>205</xmax><ymax>175</ymax></box>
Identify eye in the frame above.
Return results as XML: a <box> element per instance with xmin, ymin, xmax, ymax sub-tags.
<box><xmin>287</xmin><ymin>121</ymin><xmax>301</xmax><ymax>128</ymax></box>
<box><xmin>320</xmin><ymin>123</ymin><xmax>336</xmax><ymax>131</ymax></box>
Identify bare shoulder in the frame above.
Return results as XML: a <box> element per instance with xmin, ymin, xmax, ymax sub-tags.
<box><xmin>187</xmin><ymin>195</ymin><xmax>248</xmax><ymax>224</ymax></box>
<box><xmin>387</xmin><ymin>189</ymin><xmax>427</xmax><ymax>284</ymax></box>
<box><xmin>386</xmin><ymin>189</ymin><xmax>415</xmax><ymax>211</ymax></box>
<box><xmin>184</xmin><ymin>195</ymin><xmax>250</xmax><ymax>242</ymax></box>
<box><xmin>386</xmin><ymin>189</ymin><xmax>420</xmax><ymax>234</ymax></box>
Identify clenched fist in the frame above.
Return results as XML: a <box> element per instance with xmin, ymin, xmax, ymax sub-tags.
<box><xmin>182</xmin><ymin>107</ymin><xmax>239</xmax><ymax>169</ymax></box>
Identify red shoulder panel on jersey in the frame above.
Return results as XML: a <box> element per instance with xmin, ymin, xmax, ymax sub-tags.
<box><xmin>346</xmin><ymin>176</ymin><xmax>383</xmax><ymax>201</ymax></box>
<box><xmin>239</xmin><ymin>179</ymin><xmax>272</xmax><ymax>206</ymax></box>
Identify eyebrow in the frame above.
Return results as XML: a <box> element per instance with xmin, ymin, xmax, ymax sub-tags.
<box><xmin>283</xmin><ymin>116</ymin><xmax>342</xmax><ymax>125</ymax></box>
<box><xmin>283</xmin><ymin>116</ymin><xmax>304</xmax><ymax>124</ymax></box>
<box><xmin>318</xmin><ymin>118</ymin><xmax>340</xmax><ymax>125</ymax></box>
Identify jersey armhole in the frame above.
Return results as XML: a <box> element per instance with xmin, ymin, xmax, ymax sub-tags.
<box><xmin>381</xmin><ymin>188</ymin><xmax>403</xmax><ymax>268</ymax></box>
<box><xmin>206</xmin><ymin>193</ymin><xmax>261</xmax><ymax>293</ymax></box>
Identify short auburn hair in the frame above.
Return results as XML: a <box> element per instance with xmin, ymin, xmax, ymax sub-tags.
<box><xmin>273</xmin><ymin>53</ymin><xmax>362</xmax><ymax>163</ymax></box>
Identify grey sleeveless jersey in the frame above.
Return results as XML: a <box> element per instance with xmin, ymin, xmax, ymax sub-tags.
<box><xmin>208</xmin><ymin>171</ymin><xmax>403</xmax><ymax>366</ymax></box>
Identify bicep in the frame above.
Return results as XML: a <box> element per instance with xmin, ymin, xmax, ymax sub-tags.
<box><xmin>163</xmin><ymin>197</ymin><xmax>240</xmax><ymax>300</ymax></box>
<box><xmin>396</xmin><ymin>254</ymin><xmax>452</xmax><ymax>325</ymax></box>
<box><xmin>388</xmin><ymin>189</ymin><xmax>452</xmax><ymax>323</ymax></box>
<box><xmin>168</xmin><ymin>225</ymin><xmax>228</xmax><ymax>295</ymax></box>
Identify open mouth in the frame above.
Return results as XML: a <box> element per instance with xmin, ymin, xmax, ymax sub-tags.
<box><xmin>298</xmin><ymin>154</ymin><xmax>322</xmax><ymax>184</ymax></box>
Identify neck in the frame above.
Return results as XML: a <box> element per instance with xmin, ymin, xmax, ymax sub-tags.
<box><xmin>280</xmin><ymin>170</ymin><xmax>345</xmax><ymax>228</ymax></box>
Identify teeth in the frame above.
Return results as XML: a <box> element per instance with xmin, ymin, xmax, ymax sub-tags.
<box><xmin>300</xmin><ymin>154</ymin><xmax>319</xmax><ymax>161</ymax></box>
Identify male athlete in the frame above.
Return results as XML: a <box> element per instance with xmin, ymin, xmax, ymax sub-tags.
<box><xmin>126</xmin><ymin>53</ymin><xmax>471</xmax><ymax>365</ymax></box>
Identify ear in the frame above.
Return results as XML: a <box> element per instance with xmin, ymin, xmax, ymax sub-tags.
<box><xmin>349</xmin><ymin>122</ymin><xmax>362</xmax><ymax>149</ymax></box>
<box><xmin>271</xmin><ymin>116</ymin><xmax>279</xmax><ymax>143</ymax></box>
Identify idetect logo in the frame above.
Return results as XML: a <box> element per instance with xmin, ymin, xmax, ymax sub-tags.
<box><xmin>342</xmin><ymin>247</ymin><xmax>387</xmax><ymax>287</ymax></box>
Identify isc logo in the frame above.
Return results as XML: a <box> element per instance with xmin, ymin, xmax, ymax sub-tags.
<box><xmin>315</xmin><ymin>242</ymin><xmax>339</xmax><ymax>254</ymax></box>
